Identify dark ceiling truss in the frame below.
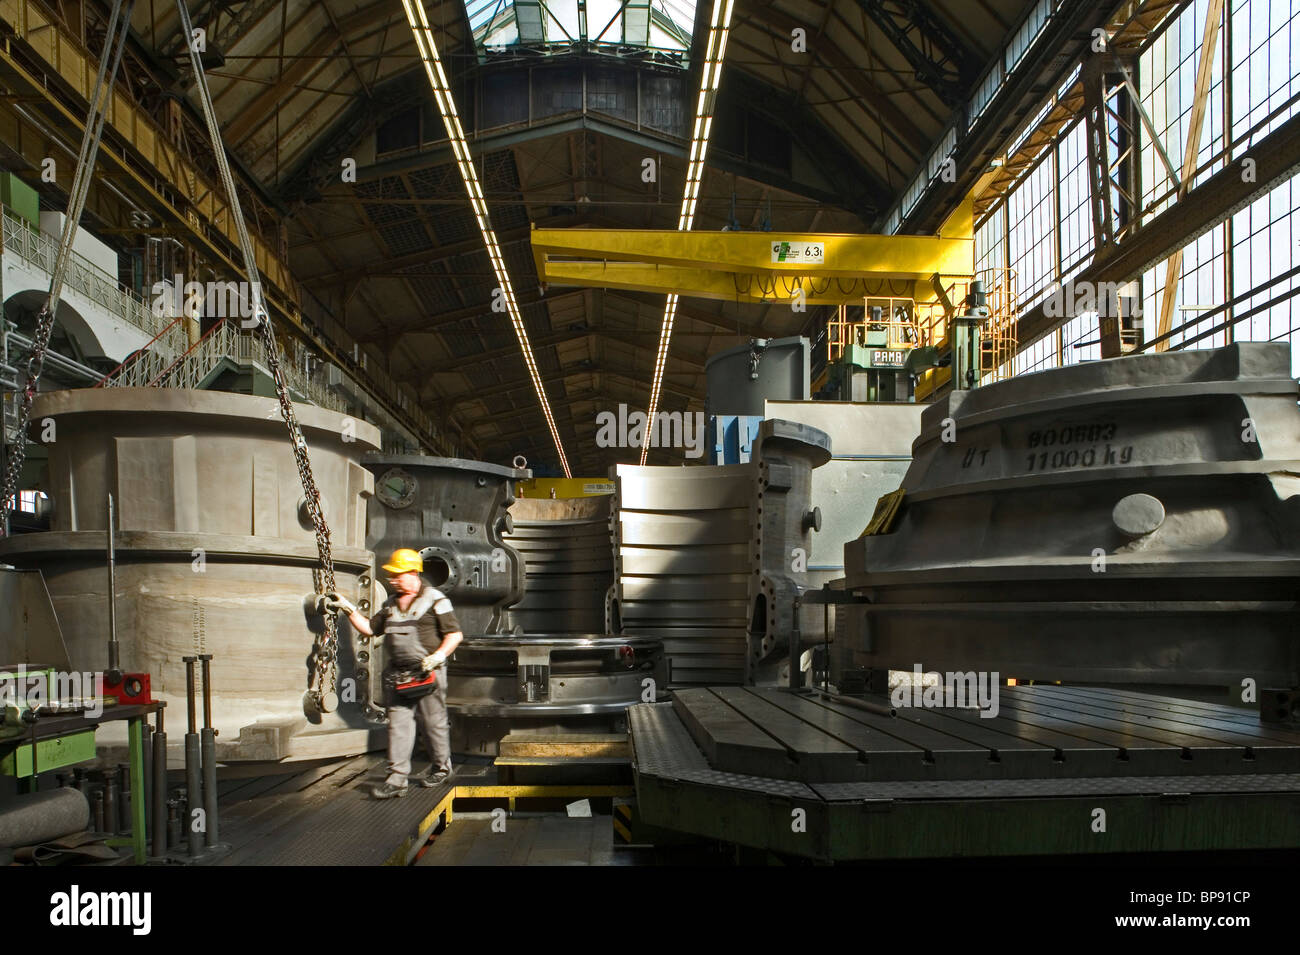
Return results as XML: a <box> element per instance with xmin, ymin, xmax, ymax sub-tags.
<box><xmin>713</xmin><ymin>68</ymin><xmax>889</xmax><ymax>219</ymax></box>
<box><xmin>278</xmin><ymin>53</ymin><xmax>881</xmax><ymax>222</ymax></box>
<box><xmin>853</xmin><ymin>0</ymin><xmax>979</xmax><ymax>107</ymax></box>
<box><xmin>212</xmin><ymin>0</ymin><xmax>285</xmax><ymax>52</ymax></box>
<box><xmin>726</xmin><ymin>4</ymin><xmax>934</xmax><ymax>182</ymax></box>
<box><xmin>278</xmin><ymin>70</ymin><xmax>430</xmax><ymax>203</ymax></box>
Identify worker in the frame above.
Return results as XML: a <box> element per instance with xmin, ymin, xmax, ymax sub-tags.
<box><xmin>328</xmin><ymin>548</ymin><xmax>463</xmax><ymax>799</ymax></box>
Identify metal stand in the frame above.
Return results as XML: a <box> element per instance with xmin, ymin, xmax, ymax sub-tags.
<box><xmin>182</xmin><ymin>656</ymin><xmax>202</xmax><ymax>857</ymax></box>
<box><xmin>199</xmin><ymin>654</ymin><xmax>227</xmax><ymax>851</ymax></box>
<box><xmin>151</xmin><ymin>702</ymin><xmax>168</xmax><ymax>858</ymax></box>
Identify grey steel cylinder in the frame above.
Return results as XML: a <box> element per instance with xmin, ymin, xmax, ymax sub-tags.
<box><xmin>612</xmin><ymin>418</ymin><xmax>832</xmax><ymax>686</ymax></box>
<box><xmin>201</xmin><ymin>728</ymin><xmax>219</xmax><ymax>847</ymax></box>
<box><xmin>504</xmin><ymin>496</ymin><xmax>614</xmax><ymax>635</ymax></box>
<box><xmin>844</xmin><ymin>342</ymin><xmax>1300</xmax><ymax>687</ymax></box>
<box><xmin>613</xmin><ymin>461</ymin><xmax>756</xmax><ymax>685</ymax></box>
<box><xmin>140</xmin><ymin>723</ymin><xmax>152</xmax><ymax>839</ymax></box>
<box><xmin>705</xmin><ymin>336</ymin><xmax>811</xmax><ymax>417</ymax></box>
<box><xmin>746</xmin><ymin>419</ymin><xmax>833</xmax><ymax>684</ymax></box>
<box><xmin>0</xmin><ymin>388</ymin><xmax>381</xmax><ymax>763</ymax></box>
<box><xmin>151</xmin><ymin>708</ymin><xmax>167</xmax><ymax>857</ymax></box>
<box><xmin>0</xmin><ymin>788</ymin><xmax>90</xmax><ymax>848</ymax></box>
<box><xmin>363</xmin><ymin>454</ymin><xmax>530</xmax><ymax>636</ymax></box>
<box><xmin>184</xmin><ymin>734</ymin><xmax>201</xmax><ymax>856</ymax></box>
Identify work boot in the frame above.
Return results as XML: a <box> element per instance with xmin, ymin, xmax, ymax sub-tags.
<box><xmin>418</xmin><ymin>767</ymin><xmax>452</xmax><ymax>788</ymax></box>
<box><xmin>372</xmin><ymin>781</ymin><xmax>409</xmax><ymax>799</ymax></box>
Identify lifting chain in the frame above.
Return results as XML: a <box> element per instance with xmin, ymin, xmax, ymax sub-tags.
<box><xmin>173</xmin><ymin>0</ymin><xmax>339</xmax><ymax>711</ymax></box>
<box><xmin>1</xmin><ymin>0</ymin><xmax>134</xmax><ymax>536</ymax></box>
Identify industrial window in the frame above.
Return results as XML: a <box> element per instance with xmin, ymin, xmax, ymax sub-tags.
<box><xmin>1230</xmin><ymin>0</ymin><xmax>1300</xmax><ymax>148</ymax></box>
<box><xmin>1232</xmin><ymin>173</ymin><xmax>1300</xmax><ymax>375</ymax></box>
<box><xmin>465</xmin><ymin>0</ymin><xmax>694</xmax><ymax>55</ymax></box>
<box><xmin>1006</xmin><ymin>153</ymin><xmax>1056</xmax><ymax>310</ymax></box>
<box><xmin>973</xmin><ymin>0</ymin><xmax>1299</xmax><ymax>378</ymax></box>
<box><xmin>1056</xmin><ymin>120</ymin><xmax>1093</xmax><ymax>279</ymax></box>
<box><xmin>1143</xmin><ymin>224</ymin><xmax>1229</xmax><ymax>350</ymax></box>
<box><xmin>1140</xmin><ymin>0</ymin><xmax>1227</xmax><ymax>214</ymax></box>
<box><xmin>975</xmin><ymin>205</ymin><xmax>1006</xmax><ymax>277</ymax></box>
<box><xmin>1012</xmin><ymin>329</ymin><xmax>1059</xmax><ymax>376</ymax></box>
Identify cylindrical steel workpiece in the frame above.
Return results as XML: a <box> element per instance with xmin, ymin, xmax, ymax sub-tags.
<box><xmin>198</xmin><ymin>654</ymin><xmax>220</xmax><ymax>848</ymax></box>
<box><xmin>199</xmin><ymin>655</ymin><xmax>213</xmax><ymax>729</ymax></box>
<box><xmin>183</xmin><ymin>657</ymin><xmax>198</xmax><ymax>735</ymax></box>
<box><xmin>182</xmin><ymin>657</ymin><xmax>202</xmax><ymax>855</ymax></box>
<box><xmin>0</xmin><ymin>389</ymin><xmax>382</xmax><ymax>762</ymax></box>
<box><xmin>201</xmin><ymin>728</ymin><xmax>219</xmax><ymax>848</ymax></box>
<box><xmin>151</xmin><ymin>705</ymin><xmax>168</xmax><ymax>857</ymax></box>
<box><xmin>184</xmin><ymin>734</ymin><xmax>202</xmax><ymax>856</ymax></box>
<box><xmin>140</xmin><ymin>722</ymin><xmax>152</xmax><ymax>844</ymax></box>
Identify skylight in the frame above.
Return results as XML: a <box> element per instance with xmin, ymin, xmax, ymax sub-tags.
<box><xmin>464</xmin><ymin>0</ymin><xmax>695</xmax><ymax>55</ymax></box>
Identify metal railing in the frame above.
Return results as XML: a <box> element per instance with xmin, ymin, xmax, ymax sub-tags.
<box><xmin>2</xmin><ymin>203</ymin><xmax>454</xmax><ymax>455</ymax></box>
<box><xmin>0</xmin><ymin>207</ymin><xmax>168</xmax><ymax>340</ymax></box>
<box><xmin>98</xmin><ymin>317</ymin><xmax>347</xmax><ymax>414</ymax></box>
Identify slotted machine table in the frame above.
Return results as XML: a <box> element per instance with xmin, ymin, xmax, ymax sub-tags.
<box><xmin>628</xmin><ymin>685</ymin><xmax>1300</xmax><ymax>861</ymax></box>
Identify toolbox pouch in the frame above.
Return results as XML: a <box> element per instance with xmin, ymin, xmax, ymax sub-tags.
<box><xmin>390</xmin><ymin>668</ymin><xmax>437</xmax><ymax>703</ymax></box>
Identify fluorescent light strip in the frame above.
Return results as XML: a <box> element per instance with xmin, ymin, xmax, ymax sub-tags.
<box><xmin>404</xmin><ymin>0</ymin><xmax>571</xmax><ymax>477</ymax></box>
<box><xmin>641</xmin><ymin>0</ymin><xmax>733</xmax><ymax>463</ymax></box>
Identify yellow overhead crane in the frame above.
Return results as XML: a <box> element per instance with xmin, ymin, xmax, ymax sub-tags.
<box><xmin>530</xmin><ymin>199</ymin><xmax>998</xmax><ymax>399</ymax></box>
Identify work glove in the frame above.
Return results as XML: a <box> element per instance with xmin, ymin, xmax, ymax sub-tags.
<box><xmin>324</xmin><ymin>592</ymin><xmax>357</xmax><ymax>615</ymax></box>
<box><xmin>421</xmin><ymin>650</ymin><xmax>447</xmax><ymax>672</ymax></box>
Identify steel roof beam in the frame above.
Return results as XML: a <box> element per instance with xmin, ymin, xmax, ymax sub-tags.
<box><xmin>853</xmin><ymin>0</ymin><xmax>978</xmax><ymax>108</ymax></box>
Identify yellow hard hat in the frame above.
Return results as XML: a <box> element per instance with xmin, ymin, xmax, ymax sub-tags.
<box><xmin>382</xmin><ymin>548</ymin><xmax>423</xmax><ymax>575</ymax></box>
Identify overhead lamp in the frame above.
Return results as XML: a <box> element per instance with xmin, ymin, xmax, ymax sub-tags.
<box><xmin>641</xmin><ymin>0</ymin><xmax>734</xmax><ymax>464</ymax></box>
<box><xmin>403</xmin><ymin>0</ymin><xmax>571</xmax><ymax>477</ymax></box>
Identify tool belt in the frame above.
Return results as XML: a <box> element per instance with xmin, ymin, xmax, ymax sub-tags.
<box><xmin>387</xmin><ymin>667</ymin><xmax>438</xmax><ymax>703</ymax></box>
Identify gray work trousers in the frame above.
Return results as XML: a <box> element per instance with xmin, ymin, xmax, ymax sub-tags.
<box><xmin>384</xmin><ymin>668</ymin><xmax>452</xmax><ymax>787</ymax></box>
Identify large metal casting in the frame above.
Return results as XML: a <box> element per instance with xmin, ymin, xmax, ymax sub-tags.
<box><xmin>449</xmin><ymin>635</ymin><xmax>663</xmax><ymax>715</ymax></box>
<box><xmin>0</xmin><ymin>388</ymin><xmax>380</xmax><ymax>762</ymax></box>
<box><xmin>746</xmin><ymin>420</ymin><xmax>831</xmax><ymax>684</ymax></box>
<box><xmin>447</xmin><ymin>633</ymin><xmax>667</xmax><ymax>754</ymax></box>
<box><xmin>363</xmin><ymin>454</ymin><xmax>529</xmax><ymax>637</ymax></box>
<box><xmin>504</xmin><ymin>495</ymin><xmax>614</xmax><ymax>635</ymax></box>
<box><xmin>844</xmin><ymin>342</ymin><xmax>1300</xmax><ymax>687</ymax></box>
<box><xmin>765</xmin><ymin>401</ymin><xmax>923</xmax><ymax>680</ymax></box>
<box><xmin>705</xmin><ymin>336</ymin><xmax>810</xmax><ymax>418</ymax></box>
<box><xmin>612</xmin><ymin>418</ymin><xmax>832</xmax><ymax>686</ymax></box>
